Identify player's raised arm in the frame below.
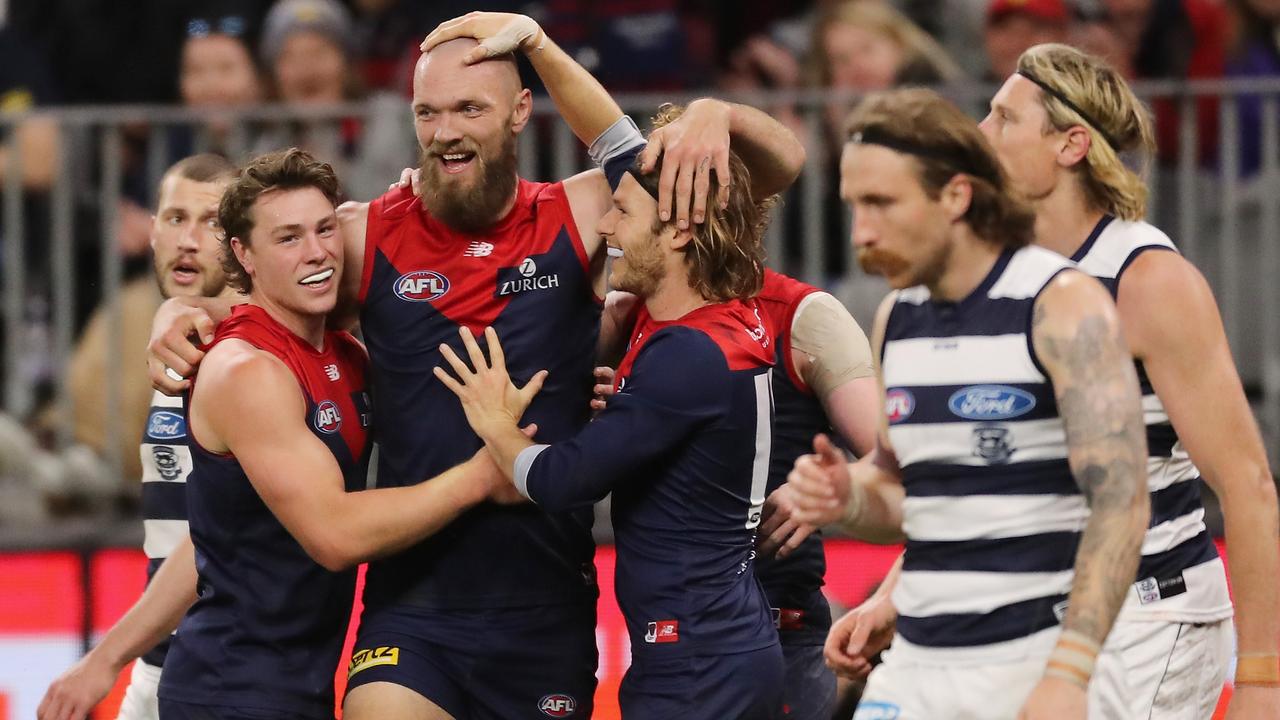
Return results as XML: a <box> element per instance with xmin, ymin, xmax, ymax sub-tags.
<box><xmin>1023</xmin><ymin>270</ymin><xmax>1149</xmax><ymax>718</ymax></box>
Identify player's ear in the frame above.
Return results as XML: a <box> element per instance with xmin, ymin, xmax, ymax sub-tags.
<box><xmin>669</xmin><ymin>226</ymin><xmax>693</xmax><ymax>250</ymax></box>
<box><xmin>231</xmin><ymin>237</ymin><xmax>254</xmax><ymax>277</ymax></box>
<box><xmin>939</xmin><ymin>174</ymin><xmax>973</xmax><ymax>223</ymax></box>
<box><xmin>510</xmin><ymin>88</ymin><xmax>533</xmax><ymax>134</ymax></box>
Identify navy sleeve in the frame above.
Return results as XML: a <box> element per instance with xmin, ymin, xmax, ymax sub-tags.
<box><xmin>521</xmin><ymin>328</ymin><xmax>728</xmax><ymax>510</ymax></box>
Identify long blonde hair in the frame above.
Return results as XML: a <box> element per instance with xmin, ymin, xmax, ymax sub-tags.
<box><xmin>1017</xmin><ymin>43</ymin><xmax>1156</xmax><ymax>221</ymax></box>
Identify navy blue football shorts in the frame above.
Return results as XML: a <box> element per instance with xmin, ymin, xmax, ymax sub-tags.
<box><xmin>159</xmin><ymin>699</ymin><xmax>325</xmax><ymax>720</ymax></box>
<box><xmin>344</xmin><ymin>601</ymin><xmax>597</xmax><ymax>719</ymax></box>
<box><xmin>779</xmin><ymin>643</ymin><xmax>837</xmax><ymax>719</ymax></box>
<box><xmin>619</xmin><ymin>644</ymin><xmax>785</xmax><ymax>720</ymax></box>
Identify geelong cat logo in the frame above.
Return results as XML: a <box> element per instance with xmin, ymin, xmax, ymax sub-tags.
<box><xmin>948</xmin><ymin>385</ymin><xmax>1035</xmax><ymax>420</ymax></box>
<box><xmin>394</xmin><ymin>270</ymin><xmax>449</xmax><ymax>302</ymax></box>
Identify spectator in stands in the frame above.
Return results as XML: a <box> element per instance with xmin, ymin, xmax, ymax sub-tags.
<box><xmin>0</xmin><ymin>26</ymin><xmax>61</xmax><ymax>193</ymax></box>
<box><xmin>254</xmin><ymin>0</ymin><xmax>411</xmax><ymax>201</ymax></box>
<box><xmin>171</xmin><ymin>1</ymin><xmax>266</xmax><ymax>160</ymax></box>
<box><xmin>541</xmin><ymin>0</ymin><xmax>716</xmax><ymax>91</ymax></box>
<box><xmin>984</xmin><ymin>0</ymin><xmax>1069</xmax><ymax>81</ymax></box>
<box><xmin>1227</xmin><ymin>0</ymin><xmax>1280</xmax><ymax>176</ymax></box>
<box><xmin>1073</xmin><ymin>0</ymin><xmax>1229</xmax><ymax>165</ymax></box>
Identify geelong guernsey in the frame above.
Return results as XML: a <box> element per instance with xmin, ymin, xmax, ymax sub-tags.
<box><xmin>138</xmin><ymin>389</ymin><xmax>192</xmax><ymax>667</ymax></box>
<box><xmin>1071</xmin><ymin>216</ymin><xmax>1231</xmax><ymax>622</ymax></box>
<box><xmin>883</xmin><ymin>245</ymin><xmax>1082</xmax><ymax>661</ymax></box>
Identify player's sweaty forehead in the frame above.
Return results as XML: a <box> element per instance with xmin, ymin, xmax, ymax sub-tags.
<box><xmin>414</xmin><ymin>38</ymin><xmax>522</xmax><ymax>106</ymax></box>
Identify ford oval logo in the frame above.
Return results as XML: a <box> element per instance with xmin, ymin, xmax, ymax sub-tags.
<box><xmin>147</xmin><ymin>411</ymin><xmax>187</xmax><ymax>440</ymax></box>
<box><xmin>948</xmin><ymin>385</ymin><xmax>1036</xmax><ymax>420</ymax></box>
<box><xmin>393</xmin><ymin>270</ymin><xmax>449</xmax><ymax>302</ymax></box>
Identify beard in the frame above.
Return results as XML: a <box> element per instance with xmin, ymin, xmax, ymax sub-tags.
<box><xmin>419</xmin><ymin>131</ymin><xmax>519</xmax><ymax>234</ymax></box>
<box><xmin>612</xmin><ymin>238</ymin><xmax>665</xmax><ymax>298</ymax></box>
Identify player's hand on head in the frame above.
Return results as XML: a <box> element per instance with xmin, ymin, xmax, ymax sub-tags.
<box><xmin>639</xmin><ymin>97</ymin><xmax>732</xmax><ymax>230</ymax></box>
<box><xmin>1017</xmin><ymin>676</ymin><xmax>1086</xmax><ymax>720</ymax></box>
<box><xmin>420</xmin><ymin>11</ymin><xmax>544</xmax><ymax>63</ymax></box>
<box><xmin>148</xmin><ymin>298</ymin><xmax>215</xmax><ymax>395</ymax></box>
<box><xmin>435</xmin><ymin>326</ymin><xmax>548</xmax><ymax>437</ymax></box>
<box><xmin>824</xmin><ymin>594</ymin><xmax>896</xmax><ymax>680</ymax></box>
<box><xmin>590</xmin><ymin>366</ymin><xmax>616</xmax><ymax>411</ymax></box>
<box><xmin>756</xmin><ymin>483</ymin><xmax>816</xmax><ymax>560</ymax></box>
<box><xmin>786</xmin><ymin>433</ymin><xmax>852</xmax><ymax>526</ymax></box>
<box><xmin>37</xmin><ymin>652</ymin><xmax>118</xmax><ymax>720</ymax></box>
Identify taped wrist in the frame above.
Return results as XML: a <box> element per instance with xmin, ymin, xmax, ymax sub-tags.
<box><xmin>1236</xmin><ymin>654</ymin><xmax>1280</xmax><ymax>687</ymax></box>
<box><xmin>589</xmin><ymin>115</ymin><xmax>646</xmax><ymax>191</ymax></box>
<box><xmin>1044</xmin><ymin>630</ymin><xmax>1100</xmax><ymax>689</ymax></box>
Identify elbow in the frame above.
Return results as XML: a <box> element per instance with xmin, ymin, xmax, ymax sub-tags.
<box><xmin>303</xmin><ymin>534</ymin><xmax>361</xmax><ymax>573</ymax></box>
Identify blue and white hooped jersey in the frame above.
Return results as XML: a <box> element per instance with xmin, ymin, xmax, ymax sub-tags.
<box><xmin>1072</xmin><ymin>216</ymin><xmax>1231</xmax><ymax>623</ymax></box>
<box><xmin>884</xmin><ymin>245</ymin><xmax>1081</xmax><ymax>661</ymax></box>
<box><xmin>138</xmin><ymin>388</ymin><xmax>192</xmax><ymax>667</ymax></box>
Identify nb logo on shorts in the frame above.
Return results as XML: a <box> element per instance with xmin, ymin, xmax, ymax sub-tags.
<box><xmin>348</xmin><ymin>646</ymin><xmax>399</xmax><ymax>678</ymax></box>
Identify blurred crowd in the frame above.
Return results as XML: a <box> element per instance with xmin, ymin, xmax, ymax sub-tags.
<box><xmin>0</xmin><ymin>0</ymin><xmax>1277</xmax><ymax>523</ymax></box>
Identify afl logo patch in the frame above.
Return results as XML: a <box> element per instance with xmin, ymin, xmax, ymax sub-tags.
<box><xmin>393</xmin><ymin>270</ymin><xmax>449</xmax><ymax>302</ymax></box>
<box><xmin>948</xmin><ymin>385</ymin><xmax>1036</xmax><ymax>420</ymax></box>
<box><xmin>147</xmin><ymin>411</ymin><xmax>187</xmax><ymax>440</ymax></box>
<box><xmin>538</xmin><ymin>694</ymin><xmax>578</xmax><ymax>717</ymax></box>
<box><xmin>885</xmin><ymin>388</ymin><xmax>914</xmax><ymax>424</ymax></box>
<box><xmin>314</xmin><ymin>400</ymin><xmax>342</xmax><ymax>434</ymax></box>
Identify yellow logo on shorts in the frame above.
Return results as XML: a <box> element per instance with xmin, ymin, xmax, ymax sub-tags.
<box><xmin>348</xmin><ymin>646</ymin><xmax>400</xmax><ymax>678</ymax></box>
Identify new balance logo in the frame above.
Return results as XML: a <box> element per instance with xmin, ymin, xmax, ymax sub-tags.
<box><xmin>324</xmin><ymin>364</ymin><xmax>340</xmax><ymax>381</ymax></box>
<box><xmin>464</xmin><ymin>241</ymin><xmax>494</xmax><ymax>257</ymax></box>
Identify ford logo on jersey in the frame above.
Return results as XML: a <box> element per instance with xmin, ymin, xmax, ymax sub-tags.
<box><xmin>393</xmin><ymin>270</ymin><xmax>449</xmax><ymax>302</ymax></box>
<box><xmin>147</xmin><ymin>411</ymin><xmax>186</xmax><ymax>440</ymax></box>
<box><xmin>948</xmin><ymin>385</ymin><xmax>1036</xmax><ymax>420</ymax></box>
<box><xmin>314</xmin><ymin>400</ymin><xmax>342</xmax><ymax>434</ymax></box>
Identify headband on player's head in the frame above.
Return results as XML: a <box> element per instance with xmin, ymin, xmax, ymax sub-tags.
<box><xmin>849</xmin><ymin>127</ymin><xmax>996</xmax><ymax>186</ymax></box>
<box><xmin>1016</xmin><ymin>69</ymin><xmax>1118</xmax><ymax>151</ymax></box>
<box><xmin>623</xmin><ymin>166</ymin><xmax>661</xmax><ymax>202</ymax></box>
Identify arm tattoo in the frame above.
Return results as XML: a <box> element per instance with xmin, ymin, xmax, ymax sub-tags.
<box><xmin>1034</xmin><ymin>304</ymin><xmax>1149</xmax><ymax>645</ymax></box>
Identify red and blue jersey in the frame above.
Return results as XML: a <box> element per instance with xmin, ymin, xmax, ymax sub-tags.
<box><xmin>753</xmin><ymin>270</ymin><xmax>835</xmax><ymax>646</ymax></box>
<box><xmin>357</xmin><ymin>181</ymin><xmax>601</xmax><ymax>610</ymax></box>
<box><xmin>159</xmin><ymin>304</ymin><xmax>372</xmax><ymax>717</ymax></box>
<box><xmin>517</xmin><ymin>300</ymin><xmax>779</xmax><ymax>659</ymax></box>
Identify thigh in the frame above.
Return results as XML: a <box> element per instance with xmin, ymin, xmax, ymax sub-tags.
<box><xmin>116</xmin><ymin>660</ymin><xmax>162</xmax><ymax>720</ymax></box>
<box><xmin>779</xmin><ymin>644</ymin><xmax>836</xmax><ymax>720</ymax></box>
<box><xmin>344</xmin><ymin>607</ymin><xmax>469</xmax><ymax>720</ymax></box>
<box><xmin>344</xmin><ymin>682</ymin><xmax>456</xmax><ymax>720</ymax></box>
